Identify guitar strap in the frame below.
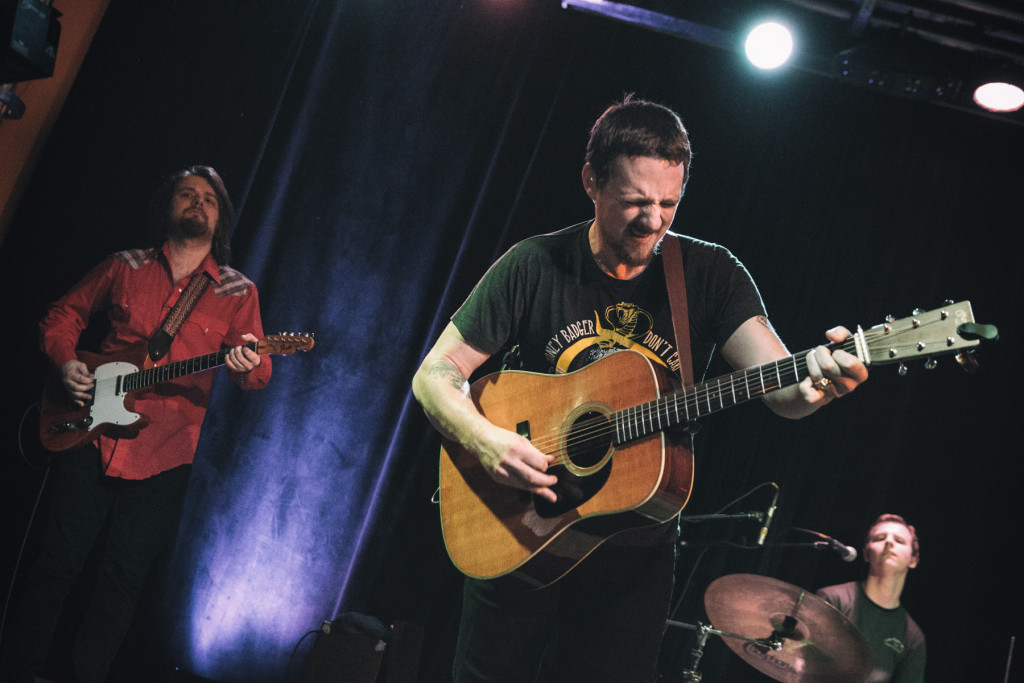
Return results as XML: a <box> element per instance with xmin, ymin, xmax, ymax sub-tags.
<box><xmin>660</xmin><ymin>234</ymin><xmax>694</xmax><ymax>386</ymax></box>
<box><xmin>148</xmin><ymin>273</ymin><xmax>210</xmax><ymax>362</ymax></box>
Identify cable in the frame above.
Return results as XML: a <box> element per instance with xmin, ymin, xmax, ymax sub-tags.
<box><xmin>669</xmin><ymin>481</ymin><xmax>778</xmax><ymax>621</ymax></box>
<box><xmin>284</xmin><ymin>629</ymin><xmax>319</xmax><ymax>682</ymax></box>
<box><xmin>0</xmin><ymin>404</ymin><xmax>53</xmax><ymax>651</ymax></box>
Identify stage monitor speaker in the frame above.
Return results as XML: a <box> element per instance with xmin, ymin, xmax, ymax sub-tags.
<box><xmin>299</xmin><ymin>620</ymin><xmax>424</xmax><ymax>683</ymax></box>
<box><xmin>0</xmin><ymin>0</ymin><xmax>62</xmax><ymax>82</ymax></box>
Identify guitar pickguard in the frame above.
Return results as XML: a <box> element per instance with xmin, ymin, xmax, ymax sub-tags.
<box><xmin>89</xmin><ymin>361</ymin><xmax>142</xmax><ymax>428</ymax></box>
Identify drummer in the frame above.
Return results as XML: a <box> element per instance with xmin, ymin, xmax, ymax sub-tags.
<box><xmin>817</xmin><ymin>514</ymin><xmax>926</xmax><ymax>682</ymax></box>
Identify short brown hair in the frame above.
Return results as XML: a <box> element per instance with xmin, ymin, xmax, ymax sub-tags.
<box><xmin>866</xmin><ymin>513</ymin><xmax>920</xmax><ymax>559</ymax></box>
<box><xmin>585</xmin><ymin>94</ymin><xmax>692</xmax><ymax>193</ymax></box>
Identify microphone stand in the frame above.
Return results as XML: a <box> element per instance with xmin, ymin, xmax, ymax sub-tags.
<box><xmin>768</xmin><ymin>541</ymin><xmax>845</xmax><ymax>551</ymax></box>
<box><xmin>679</xmin><ymin>511</ymin><xmax>763</xmax><ymax>523</ymax></box>
<box><xmin>665</xmin><ymin>619</ymin><xmax>785</xmax><ymax>683</ymax></box>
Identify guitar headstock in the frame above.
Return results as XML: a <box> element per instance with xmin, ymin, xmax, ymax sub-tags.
<box><xmin>856</xmin><ymin>301</ymin><xmax>994</xmax><ymax>370</ymax></box>
<box><xmin>256</xmin><ymin>333</ymin><xmax>316</xmax><ymax>355</ymax></box>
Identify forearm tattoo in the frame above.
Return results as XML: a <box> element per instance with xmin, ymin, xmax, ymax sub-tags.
<box><xmin>430</xmin><ymin>360</ymin><xmax>469</xmax><ymax>392</ymax></box>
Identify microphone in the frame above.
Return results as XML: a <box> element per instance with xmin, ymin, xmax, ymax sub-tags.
<box><xmin>793</xmin><ymin>527</ymin><xmax>858</xmax><ymax>562</ymax></box>
<box><xmin>757</xmin><ymin>483</ymin><xmax>780</xmax><ymax>547</ymax></box>
<box><xmin>822</xmin><ymin>535</ymin><xmax>858</xmax><ymax>562</ymax></box>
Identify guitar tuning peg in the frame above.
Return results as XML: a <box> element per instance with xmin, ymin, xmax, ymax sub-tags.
<box><xmin>925</xmin><ymin>357</ymin><xmax>938</xmax><ymax>370</ymax></box>
<box><xmin>956</xmin><ymin>350</ymin><xmax>979</xmax><ymax>373</ymax></box>
<box><xmin>943</xmin><ymin>299</ymin><xmax>954</xmax><ymax>306</ymax></box>
<box><xmin>898</xmin><ymin>363</ymin><xmax>908</xmax><ymax>376</ymax></box>
<box><xmin>912</xmin><ymin>308</ymin><xmax>924</xmax><ymax>315</ymax></box>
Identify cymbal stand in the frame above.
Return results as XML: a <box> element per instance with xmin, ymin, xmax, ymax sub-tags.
<box><xmin>665</xmin><ymin>619</ymin><xmax>783</xmax><ymax>682</ymax></box>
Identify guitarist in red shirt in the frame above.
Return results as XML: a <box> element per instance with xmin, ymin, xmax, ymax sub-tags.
<box><xmin>412</xmin><ymin>97</ymin><xmax>869</xmax><ymax>682</ymax></box>
<box><xmin>1</xmin><ymin>166</ymin><xmax>271</xmax><ymax>683</ymax></box>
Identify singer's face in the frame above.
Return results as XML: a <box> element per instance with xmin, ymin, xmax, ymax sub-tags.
<box><xmin>583</xmin><ymin>155</ymin><xmax>685</xmax><ymax>275</ymax></box>
<box><xmin>864</xmin><ymin>521</ymin><xmax>918</xmax><ymax>573</ymax></box>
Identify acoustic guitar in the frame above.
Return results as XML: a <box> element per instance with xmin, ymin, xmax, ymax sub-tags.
<box><xmin>439</xmin><ymin>302</ymin><xmax>993</xmax><ymax>587</ymax></box>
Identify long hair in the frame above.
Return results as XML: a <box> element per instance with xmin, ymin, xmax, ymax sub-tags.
<box><xmin>585</xmin><ymin>94</ymin><xmax>692</xmax><ymax>194</ymax></box>
<box><xmin>149</xmin><ymin>165</ymin><xmax>235</xmax><ymax>265</ymax></box>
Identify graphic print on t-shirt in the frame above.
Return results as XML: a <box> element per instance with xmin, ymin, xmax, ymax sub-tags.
<box><xmin>544</xmin><ymin>301</ymin><xmax>679</xmax><ymax>375</ymax></box>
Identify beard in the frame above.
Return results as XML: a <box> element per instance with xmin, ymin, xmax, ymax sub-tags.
<box><xmin>168</xmin><ymin>214</ymin><xmax>214</xmax><ymax>241</ymax></box>
<box><xmin>609</xmin><ymin>232</ymin><xmax>661</xmax><ymax>269</ymax></box>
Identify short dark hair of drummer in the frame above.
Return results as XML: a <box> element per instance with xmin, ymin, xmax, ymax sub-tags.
<box><xmin>865</xmin><ymin>513</ymin><xmax>920</xmax><ymax>561</ymax></box>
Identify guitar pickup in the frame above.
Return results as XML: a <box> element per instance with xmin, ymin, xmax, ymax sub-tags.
<box><xmin>51</xmin><ymin>416</ymin><xmax>93</xmax><ymax>434</ymax></box>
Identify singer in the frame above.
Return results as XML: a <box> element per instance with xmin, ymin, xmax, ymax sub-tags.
<box><xmin>817</xmin><ymin>514</ymin><xmax>926</xmax><ymax>683</ymax></box>
<box><xmin>412</xmin><ymin>96</ymin><xmax>870</xmax><ymax>683</ymax></box>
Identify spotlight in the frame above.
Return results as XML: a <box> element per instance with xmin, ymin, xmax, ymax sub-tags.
<box><xmin>744</xmin><ymin>22</ymin><xmax>793</xmax><ymax>70</ymax></box>
<box><xmin>973</xmin><ymin>81</ymin><xmax>1024</xmax><ymax>113</ymax></box>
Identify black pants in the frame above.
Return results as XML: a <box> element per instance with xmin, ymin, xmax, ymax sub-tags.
<box><xmin>452</xmin><ymin>539</ymin><xmax>676</xmax><ymax>683</ymax></box>
<box><xmin>2</xmin><ymin>446</ymin><xmax>191</xmax><ymax>683</ymax></box>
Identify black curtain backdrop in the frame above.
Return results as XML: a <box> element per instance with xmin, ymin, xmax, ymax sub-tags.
<box><xmin>1</xmin><ymin>1</ymin><xmax>1021</xmax><ymax>681</ymax></box>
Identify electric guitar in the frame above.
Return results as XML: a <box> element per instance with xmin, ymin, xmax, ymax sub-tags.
<box><xmin>39</xmin><ymin>333</ymin><xmax>315</xmax><ymax>453</ymax></box>
<box><xmin>439</xmin><ymin>302</ymin><xmax>994</xmax><ymax>587</ymax></box>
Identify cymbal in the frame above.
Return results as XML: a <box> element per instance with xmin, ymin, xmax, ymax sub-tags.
<box><xmin>704</xmin><ymin>573</ymin><xmax>871</xmax><ymax>683</ymax></box>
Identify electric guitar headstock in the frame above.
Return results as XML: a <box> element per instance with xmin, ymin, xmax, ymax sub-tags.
<box><xmin>254</xmin><ymin>332</ymin><xmax>316</xmax><ymax>355</ymax></box>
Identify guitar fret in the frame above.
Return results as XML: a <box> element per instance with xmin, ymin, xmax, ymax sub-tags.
<box><xmin>605</xmin><ymin>315</ymin><xmax>950</xmax><ymax>451</ymax></box>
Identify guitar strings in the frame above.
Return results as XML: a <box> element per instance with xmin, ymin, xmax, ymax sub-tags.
<box><xmin>533</xmin><ymin>320</ymin><xmax>952</xmax><ymax>466</ymax></box>
<box><xmin>529</xmin><ymin>351</ymin><xmax>818</xmax><ymax>467</ymax></box>
<box><xmin>525</xmin><ymin>335</ymin><xmax>877</xmax><ymax>468</ymax></box>
<box><xmin>122</xmin><ymin>343</ymin><xmax>257</xmax><ymax>391</ymax></box>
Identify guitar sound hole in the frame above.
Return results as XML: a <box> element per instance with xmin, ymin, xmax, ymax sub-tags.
<box><xmin>566</xmin><ymin>411</ymin><xmax>611</xmax><ymax>469</ymax></box>
<box><xmin>534</xmin><ymin>411</ymin><xmax>613</xmax><ymax>518</ymax></box>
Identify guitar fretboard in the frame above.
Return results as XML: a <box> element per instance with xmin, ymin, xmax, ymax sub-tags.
<box><xmin>612</xmin><ymin>339</ymin><xmax>855</xmax><ymax>444</ymax></box>
<box><xmin>119</xmin><ymin>341</ymin><xmax>258</xmax><ymax>393</ymax></box>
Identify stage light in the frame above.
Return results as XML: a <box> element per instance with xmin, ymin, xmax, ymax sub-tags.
<box><xmin>972</xmin><ymin>81</ymin><xmax>1024</xmax><ymax>112</ymax></box>
<box><xmin>744</xmin><ymin>22</ymin><xmax>793</xmax><ymax>70</ymax></box>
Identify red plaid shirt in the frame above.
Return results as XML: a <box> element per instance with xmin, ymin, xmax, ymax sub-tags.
<box><xmin>40</xmin><ymin>243</ymin><xmax>272</xmax><ymax>479</ymax></box>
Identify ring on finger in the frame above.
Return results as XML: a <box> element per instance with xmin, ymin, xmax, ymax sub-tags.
<box><xmin>815</xmin><ymin>377</ymin><xmax>831</xmax><ymax>390</ymax></box>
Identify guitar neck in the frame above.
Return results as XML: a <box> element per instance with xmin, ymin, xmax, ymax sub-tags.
<box><xmin>121</xmin><ymin>341</ymin><xmax>258</xmax><ymax>392</ymax></box>
<box><xmin>613</xmin><ymin>339</ymin><xmax>853</xmax><ymax>443</ymax></box>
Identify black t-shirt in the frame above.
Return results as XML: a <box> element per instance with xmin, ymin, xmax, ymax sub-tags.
<box><xmin>452</xmin><ymin>221</ymin><xmax>766</xmax><ymax>383</ymax></box>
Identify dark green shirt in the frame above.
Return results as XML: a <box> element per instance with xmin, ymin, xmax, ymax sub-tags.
<box><xmin>818</xmin><ymin>581</ymin><xmax>926</xmax><ymax>683</ymax></box>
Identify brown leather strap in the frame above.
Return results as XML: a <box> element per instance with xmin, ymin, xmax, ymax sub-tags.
<box><xmin>148</xmin><ymin>274</ymin><xmax>210</xmax><ymax>362</ymax></box>
<box><xmin>660</xmin><ymin>234</ymin><xmax>693</xmax><ymax>386</ymax></box>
